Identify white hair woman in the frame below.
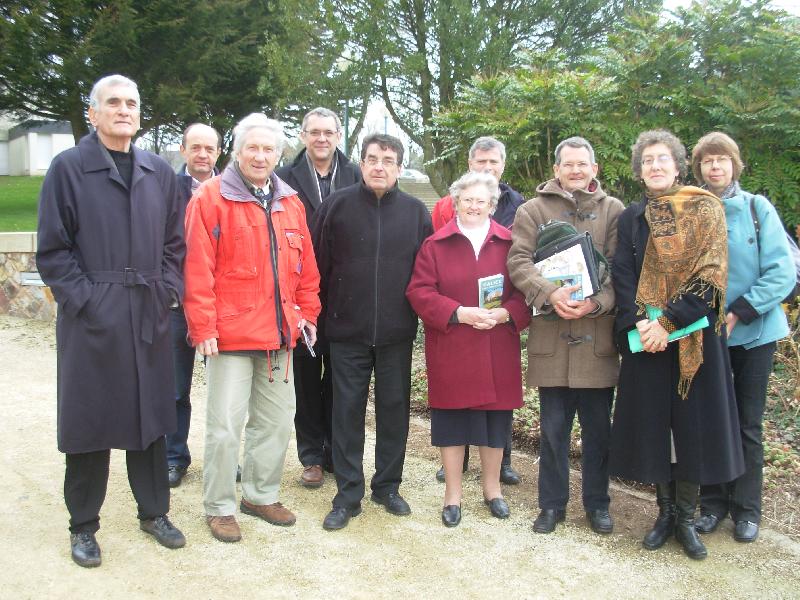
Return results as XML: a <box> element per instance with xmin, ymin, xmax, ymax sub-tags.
<box><xmin>406</xmin><ymin>171</ymin><xmax>530</xmax><ymax>526</ymax></box>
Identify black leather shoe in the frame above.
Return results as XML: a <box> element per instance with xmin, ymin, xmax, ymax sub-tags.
<box><xmin>734</xmin><ymin>520</ymin><xmax>759</xmax><ymax>543</ymax></box>
<box><xmin>586</xmin><ymin>509</ymin><xmax>613</xmax><ymax>534</ymax></box>
<box><xmin>371</xmin><ymin>492</ymin><xmax>411</xmax><ymax>516</ymax></box>
<box><xmin>442</xmin><ymin>505</ymin><xmax>462</xmax><ymax>527</ymax></box>
<box><xmin>70</xmin><ymin>532</ymin><xmax>101</xmax><ymax>568</ymax></box>
<box><xmin>436</xmin><ymin>465</ymin><xmax>446</xmax><ymax>483</ymax></box>
<box><xmin>140</xmin><ymin>515</ymin><xmax>186</xmax><ymax>549</ymax></box>
<box><xmin>322</xmin><ymin>505</ymin><xmax>362</xmax><ymax>530</ymax></box>
<box><xmin>695</xmin><ymin>512</ymin><xmax>722</xmax><ymax>534</ymax></box>
<box><xmin>500</xmin><ymin>464</ymin><xmax>521</xmax><ymax>485</ymax></box>
<box><xmin>533</xmin><ymin>508</ymin><xmax>566</xmax><ymax>533</ymax></box>
<box><xmin>167</xmin><ymin>465</ymin><xmax>187</xmax><ymax>488</ymax></box>
<box><xmin>484</xmin><ymin>497</ymin><xmax>510</xmax><ymax>519</ymax></box>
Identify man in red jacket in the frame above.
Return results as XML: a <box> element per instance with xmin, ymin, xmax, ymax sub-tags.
<box><xmin>183</xmin><ymin>113</ymin><xmax>321</xmax><ymax>543</ymax></box>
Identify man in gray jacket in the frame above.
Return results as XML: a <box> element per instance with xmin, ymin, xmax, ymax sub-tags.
<box><xmin>507</xmin><ymin>136</ymin><xmax>623</xmax><ymax>535</ymax></box>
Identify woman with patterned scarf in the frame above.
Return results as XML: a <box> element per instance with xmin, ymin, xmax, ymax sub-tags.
<box><xmin>609</xmin><ymin>130</ymin><xmax>744</xmax><ymax>560</ymax></box>
<box><xmin>690</xmin><ymin>132</ymin><xmax>795</xmax><ymax>545</ymax></box>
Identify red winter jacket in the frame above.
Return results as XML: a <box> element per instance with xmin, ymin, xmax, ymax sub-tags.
<box><xmin>183</xmin><ymin>165</ymin><xmax>320</xmax><ymax>351</ymax></box>
<box><xmin>406</xmin><ymin>219</ymin><xmax>530</xmax><ymax>410</ymax></box>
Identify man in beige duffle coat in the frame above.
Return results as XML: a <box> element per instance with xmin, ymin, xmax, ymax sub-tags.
<box><xmin>507</xmin><ymin>136</ymin><xmax>624</xmax><ymax>536</ymax></box>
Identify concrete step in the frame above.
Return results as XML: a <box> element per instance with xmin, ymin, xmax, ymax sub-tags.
<box><xmin>399</xmin><ymin>181</ymin><xmax>441</xmax><ymax>211</ymax></box>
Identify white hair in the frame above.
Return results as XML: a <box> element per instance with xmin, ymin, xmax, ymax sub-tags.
<box><xmin>449</xmin><ymin>171</ymin><xmax>500</xmax><ymax>213</ymax></box>
<box><xmin>89</xmin><ymin>74</ymin><xmax>139</xmax><ymax>109</ymax></box>
<box><xmin>232</xmin><ymin>113</ymin><xmax>286</xmax><ymax>154</ymax></box>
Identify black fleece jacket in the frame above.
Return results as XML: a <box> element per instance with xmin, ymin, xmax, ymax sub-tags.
<box><xmin>311</xmin><ymin>181</ymin><xmax>432</xmax><ymax>345</ymax></box>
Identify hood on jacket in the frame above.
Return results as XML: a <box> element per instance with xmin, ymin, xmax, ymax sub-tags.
<box><xmin>220</xmin><ymin>162</ymin><xmax>298</xmax><ymax>205</ymax></box>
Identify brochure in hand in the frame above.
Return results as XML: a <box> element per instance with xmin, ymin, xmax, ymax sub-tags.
<box><xmin>478</xmin><ymin>273</ymin><xmax>504</xmax><ymax>309</ymax></box>
<box><xmin>544</xmin><ymin>274</ymin><xmax>584</xmax><ymax>301</ymax></box>
<box><xmin>627</xmin><ymin>305</ymin><xmax>709</xmax><ymax>353</ymax></box>
<box><xmin>534</xmin><ymin>232</ymin><xmax>599</xmax><ymax>300</ymax></box>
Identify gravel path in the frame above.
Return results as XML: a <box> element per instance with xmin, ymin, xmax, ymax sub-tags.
<box><xmin>1</xmin><ymin>315</ymin><xmax>798</xmax><ymax>599</ymax></box>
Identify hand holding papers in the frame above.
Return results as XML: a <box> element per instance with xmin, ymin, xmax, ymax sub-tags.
<box><xmin>534</xmin><ymin>232</ymin><xmax>600</xmax><ymax>300</ymax></box>
<box><xmin>627</xmin><ymin>305</ymin><xmax>709</xmax><ymax>353</ymax></box>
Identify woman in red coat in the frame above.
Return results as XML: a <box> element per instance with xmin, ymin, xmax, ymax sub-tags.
<box><xmin>407</xmin><ymin>171</ymin><xmax>530</xmax><ymax>527</ymax></box>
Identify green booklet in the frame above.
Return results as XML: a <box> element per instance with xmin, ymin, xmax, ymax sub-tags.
<box><xmin>627</xmin><ymin>305</ymin><xmax>709</xmax><ymax>353</ymax></box>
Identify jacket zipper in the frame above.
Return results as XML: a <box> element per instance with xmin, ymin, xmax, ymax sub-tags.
<box><xmin>263</xmin><ymin>200</ymin><xmax>285</xmax><ymax>347</ymax></box>
<box><xmin>372</xmin><ymin>199</ymin><xmax>381</xmax><ymax>346</ymax></box>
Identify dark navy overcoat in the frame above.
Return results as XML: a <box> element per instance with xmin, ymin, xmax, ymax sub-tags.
<box><xmin>36</xmin><ymin>132</ymin><xmax>185</xmax><ymax>453</ymax></box>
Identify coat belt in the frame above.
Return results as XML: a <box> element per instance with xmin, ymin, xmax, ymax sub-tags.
<box><xmin>86</xmin><ymin>268</ymin><xmax>163</xmax><ymax>344</ymax></box>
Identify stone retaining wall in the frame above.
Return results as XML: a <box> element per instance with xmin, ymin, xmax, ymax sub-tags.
<box><xmin>0</xmin><ymin>232</ymin><xmax>56</xmax><ymax>321</ymax></box>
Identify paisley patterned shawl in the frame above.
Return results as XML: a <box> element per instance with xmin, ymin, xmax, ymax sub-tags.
<box><xmin>636</xmin><ymin>185</ymin><xmax>728</xmax><ymax>398</ymax></box>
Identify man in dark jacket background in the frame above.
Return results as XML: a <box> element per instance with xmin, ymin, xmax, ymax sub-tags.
<box><xmin>312</xmin><ymin>133</ymin><xmax>432</xmax><ymax>530</ymax></box>
<box><xmin>275</xmin><ymin>108</ymin><xmax>361</xmax><ymax>489</ymax></box>
<box><xmin>36</xmin><ymin>74</ymin><xmax>186</xmax><ymax>568</ymax></box>
<box><xmin>167</xmin><ymin>123</ymin><xmax>221</xmax><ymax>488</ymax></box>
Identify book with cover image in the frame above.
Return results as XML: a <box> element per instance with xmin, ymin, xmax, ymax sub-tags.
<box><xmin>478</xmin><ymin>273</ymin><xmax>504</xmax><ymax>309</ymax></box>
<box><xmin>545</xmin><ymin>273</ymin><xmax>584</xmax><ymax>301</ymax></box>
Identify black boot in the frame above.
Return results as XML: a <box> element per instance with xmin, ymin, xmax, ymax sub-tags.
<box><xmin>674</xmin><ymin>480</ymin><xmax>707</xmax><ymax>560</ymax></box>
<box><xmin>642</xmin><ymin>482</ymin><xmax>675</xmax><ymax>550</ymax></box>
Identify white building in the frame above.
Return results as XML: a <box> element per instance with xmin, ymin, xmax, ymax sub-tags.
<box><xmin>0</xmin><ymin>118</ymin><xmax>74</xmax><ymax>176</ymax></box>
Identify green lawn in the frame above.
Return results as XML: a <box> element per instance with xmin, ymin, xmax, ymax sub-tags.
<box><xmin>0</xmin><ymin>176</ymin><xmax>44</xmax><ymax>231</ymax></box>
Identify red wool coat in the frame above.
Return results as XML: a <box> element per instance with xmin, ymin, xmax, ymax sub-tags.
<box><xmin>406</xmin><ymin>219</ymin><xmax>531</xmax><ymax>410</ymax></box>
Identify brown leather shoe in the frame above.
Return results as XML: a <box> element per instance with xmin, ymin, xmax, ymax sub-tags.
<box><xmin>240</xmin><ymin>499</ymin><xmax>296</xmax><ymax>526</ymax></box>
<box><xmin>206</xmin><ymin>515</ymin><xmax>241</xmax><ymax>543</ymax></box>
<box><xmin>301</xmin><ymin>465</ymin><xmax>324</xmax><ymax>488</ymax></box>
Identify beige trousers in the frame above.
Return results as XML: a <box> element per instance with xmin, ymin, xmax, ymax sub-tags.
<box><xmin>203</xmin><ymin>352</ymin><xmax>295</xmax><ymax>516</ymax></box>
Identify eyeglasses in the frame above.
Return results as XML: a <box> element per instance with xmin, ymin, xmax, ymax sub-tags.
<box><xmin>700</xmin><ymin>156</ymin><xmax>732</xmax><ymax>168</ymax></box>
<box><xmin>364</xmin><ymin>157</ymin><xmax>397</xmax><ymax>168</ymax></box>
<box><xmin>641</xmin><ymin>154</ymin><xmax>674</xmax><ymax>168</ymax></box>
<box><xmin>459</xmin><ymin>198</ymin><xmax>490</xmax><ymax>208</ymax></box>
<box><xmin>303</xmin><ymin>129</ymin><xmax>338</xmax><ymax>139</ymax></box>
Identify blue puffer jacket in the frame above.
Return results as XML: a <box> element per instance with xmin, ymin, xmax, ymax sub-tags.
<box><xmin>724</xmin><ymin>184</ymin><xmax>795</xmax><ymax>348</ymax></box>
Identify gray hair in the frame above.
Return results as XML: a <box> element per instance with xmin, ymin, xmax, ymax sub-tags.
<box><xmin>232</xmin><ymin>113</ymin><xmax>286</xmax><ymax>155</ymax></box>
<box><xmin>449</xmin><ymin>171</ymin><xmax>500</xmax><ymax>214</ymax></box>
<box><xmin>468</xmin><ymin>136</ymin><xmax>506</xmax><ymax>162</ymax></box>
<box><xmin>631</xmin><ymin>129</ymin><xmax>687</xmax><ymax>180</ymax></box>
<box><xmin>554</xmin><ymin>136</ymin><xmax>596</xmax><ymax>165</ymax></box>
<box><xmin>89</xmin><ymin>74</ymin><xmax>139</xmax><ymax>109</ymax></box>
<box><xmin>301</xmin><ymin>107</ymin><xmax>342</xmax><ymax>132</ymax></box>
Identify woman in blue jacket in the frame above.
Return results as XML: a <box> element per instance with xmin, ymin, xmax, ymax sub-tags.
<box><xmin>691</xmin><ymin>132</ymin><xmax>795</xmax><ymax>543</ymax></box>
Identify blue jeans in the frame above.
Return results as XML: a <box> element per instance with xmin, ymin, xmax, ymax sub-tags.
<box><xmin>700</xmin><ymin>341</ymin><xmax>776</xmax><ymax>523</ymax></box>
<box><xmin>166</xmin><ymin>309</ymin><xmax>195</xmax><ymax>468</ymax></box>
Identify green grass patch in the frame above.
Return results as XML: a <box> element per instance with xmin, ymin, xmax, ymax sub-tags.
<box><xmin>0</xmin><ymin>176</ymin><xmax>44</xmax><ymax>231</ymax></box>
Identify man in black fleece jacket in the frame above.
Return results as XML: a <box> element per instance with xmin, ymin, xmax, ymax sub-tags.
<box><xmin>312</xmin><ymin>133</ymin><xmax>432</xmax><ymax>530</ymax></box>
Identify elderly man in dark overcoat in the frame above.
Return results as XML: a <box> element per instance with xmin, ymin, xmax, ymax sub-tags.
<box><xmin>36</xmin><ymin>74</ymin><xmax>186</xmax><ymax>568</ymax></box>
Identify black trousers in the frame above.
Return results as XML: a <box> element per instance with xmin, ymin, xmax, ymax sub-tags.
<box><xmin>329</xmin><ymin>340</ymin><xmax>412</xmax><ymax>509</ymax></box>
<box><xmin>538</xmin><ymin>386</ymin><xmax>613</xmax><ymax>511</ymax></box>
<box><xmin>64</xmin><ymin>437</ymin><xmax>170</xmax><ymax>534</ymax></box>
<box><xmin>293</xmin><ymin>351</ymin><xmax>334</xmax><ymax>468</ymax></box>
<box><xmin>700</xmin><ymin>341</ymin><xmax>776</xmax><ymax>523</ymax></box>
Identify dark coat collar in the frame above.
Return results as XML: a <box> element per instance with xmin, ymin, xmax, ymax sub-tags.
<box><xmin>78</xmin><ymin>132</ymin><xmax>156</xmax><ymax>190</ymax></box>
<box><xmin>288</xmin><ymin>147</ymin><xmax>353</xmax><ymax>207</ymax></box>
